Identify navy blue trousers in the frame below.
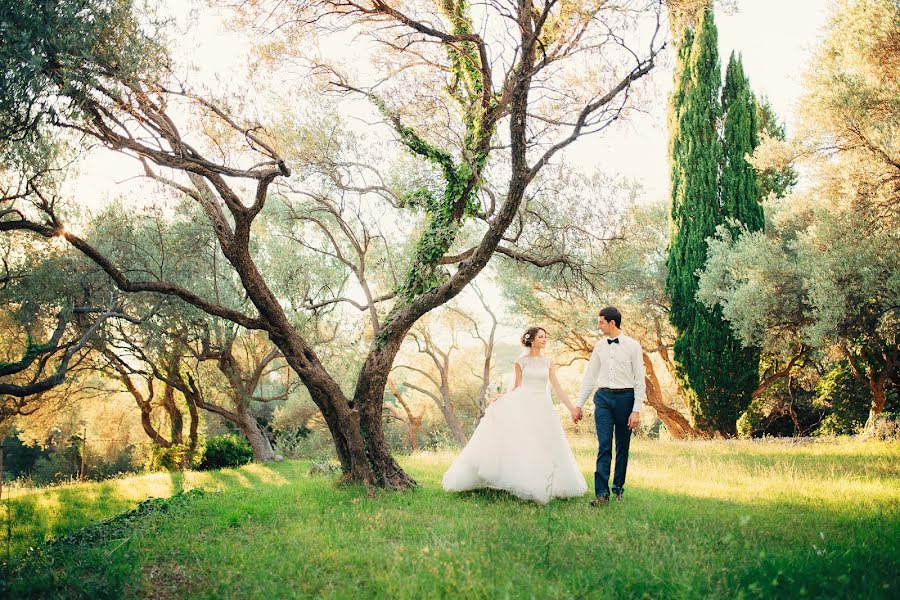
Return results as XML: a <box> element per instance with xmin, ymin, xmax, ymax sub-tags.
<box><xmin>593</xmin><ymin>388</ymin><xmax>635</xmax><ymax>497</ymax></box>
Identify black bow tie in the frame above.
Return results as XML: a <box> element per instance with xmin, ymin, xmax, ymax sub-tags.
<box><xmin>607</xmin><ymin>338</ymin><xmax>620</xmax><ymax>345</ymax></box>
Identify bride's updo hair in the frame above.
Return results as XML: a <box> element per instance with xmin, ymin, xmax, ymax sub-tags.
<box><xmin>521</xmin><ymin>326</ymin><xmax>546</xmax><ymax>347</ymax></box>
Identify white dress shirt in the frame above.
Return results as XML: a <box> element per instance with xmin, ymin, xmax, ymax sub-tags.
<box><xmin>576</xmin><ymin>334</ymin><xmax>647</xmax><ymax>411</ymax></box>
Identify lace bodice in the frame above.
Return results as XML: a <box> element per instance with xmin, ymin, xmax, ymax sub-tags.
<box><xmin>516</xmin><ymin>354</ymin><xmax>551</xmax><ymax>392</ymax></box>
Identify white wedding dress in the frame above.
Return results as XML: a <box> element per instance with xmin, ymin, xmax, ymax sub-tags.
<box><xmin>442</xmin><ymin>354</ymin><xmax>588</xmax><ymax>504</ymax></box>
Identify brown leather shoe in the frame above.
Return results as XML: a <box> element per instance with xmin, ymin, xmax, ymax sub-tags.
<box><xmin>615</xmin><ymin>493</ymin><xmax>624</xmax><ymax>502</ymax></box>
<box><xmin>590</xmin><ymin>496</ymin><xmax>609</xmax><ymax>507</ymax></box>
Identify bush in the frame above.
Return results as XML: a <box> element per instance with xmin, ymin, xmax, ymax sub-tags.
<box><xmin>273</xmin><ymin>427</ymin><xmax>335</xmax><ymax>461</ymax></box>
<box><xmin>87</xmin><ymin>445</ymin><xmax>139</xmax><ymax>480</ymax></box>
<box><xmin>198</xmin><ymin>434</ymin><xmax>254</xmax><ymax>470</ymax></box>
<box><xmin>815</xmin><ymin>413</ymin><xmax>857</xmax><ymax>437</ymax></box>
<box><xmin>10</xmin><ymin>436</ymin><xmax>140</xmax><ymax>484</ymax></box>
<box><xmin>813</xmin><ymin>363</ymin><xmax>869</xmax><ymax>436</ymax></box>
<box><xmin>271</xmin><ymin>426</ymin><xmax>311</xmax><ymax>459</ymax></box>
<box><xmin>382</xmin><ymin>420</ymin><xmax>415</xmax><ymax>454</ymax></box>
<box><xmin>1</xmin><ymin>432</ymin><xmax>45</xmax><ymax>479</ymax></box>
<box><xmin>31</xmin><ymin>453</ymin><xmax>77</xmax><ymax>485</ymax></box>
<box><xmin>420</xmin><ymin>425</ymin><xmax>461</xmax><ymax>452</ymax></box>
<box><xmin>737</xmin><ymin>399</ymin><xmax>765</xmax><ymax>438</ymax></box>
<box><xmin>144</xmin><ymin>444</ymin><xmax>202</xmax><ymax>472</ymax></box>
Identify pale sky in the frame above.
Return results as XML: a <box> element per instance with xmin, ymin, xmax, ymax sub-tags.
<box><xmin>568</xmin><ymin>0</ymin><xmax>830</xmax><ymax>204</ymax></box>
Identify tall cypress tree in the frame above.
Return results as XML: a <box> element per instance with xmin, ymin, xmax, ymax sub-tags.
<box><xmin>710</xmin><ymin>51</ymin><xmax>765</xmax><ymax>431</ymax></box>
<box><xmin>666</xmin><ymin>9</ymin><xmax>721</xmax><ymax>339</ymax></box>
<box><xmin>666</xmin><ymin>23</ymin><xmax>694</xmax><ymax>272</ymax></box>
<box><xmin>721</xmin><ymin>52</ymin><xmax>764</xmax><ymax>231</ymax></box>
<box><xmin>666</xmin><ymin>10</ymin><xmax>759</xmax><ymax>436</ymax></box>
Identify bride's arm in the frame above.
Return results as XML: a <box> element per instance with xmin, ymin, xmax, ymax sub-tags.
<box><xmin>513</xmin><ymin>362</ymin><xmax>523</xmax><ymax>390</ymax></box>
<box><xmin>549</xmin><ymin>364</ymin><xmax>577</xmax><ymax>414</ymax></box>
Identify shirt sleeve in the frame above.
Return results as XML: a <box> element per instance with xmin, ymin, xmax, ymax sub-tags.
<box><xmin>577</xmin><ymin>343</ymin><xmax>602</xmax><ymax>408</ymax></box>
<box><xmin>631</xmin><ymin>339</ymin><xmax>647</xmax><ymax>412</ymax></box>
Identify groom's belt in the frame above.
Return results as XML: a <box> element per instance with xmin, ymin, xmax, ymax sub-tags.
<box><xmin>598</xmin><ymin>387</ymin><xmax>633</xmax><ymax>393</ymax></box>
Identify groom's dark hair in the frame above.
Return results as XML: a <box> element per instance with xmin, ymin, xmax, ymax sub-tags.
<box><xmin>598</xmin><ymin>306</ymin><xmax>622</xmax><ymax>327</ymax></box>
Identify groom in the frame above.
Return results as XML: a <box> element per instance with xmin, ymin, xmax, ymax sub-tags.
<box><xmin>571</xmin><ymin>306</ymin><xmax>646</xmax><ymax>506</ymax></box>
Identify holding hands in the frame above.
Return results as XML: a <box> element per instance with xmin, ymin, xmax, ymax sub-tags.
<box><xmin>570</xmin><ymin>406</ymin><xmax>583</xmax><ymax>423</ymax></box>
<box><xmin>550</xmin><ymin>364</ymin><xmax>584</xmax><ymax>425</ymax></box>
<box><xmin>567</xmin><ymin>408</ymin><xmax>637</xmax><ymax>427</ymax></box>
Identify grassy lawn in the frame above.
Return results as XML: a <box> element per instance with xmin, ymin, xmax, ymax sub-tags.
<box><xmin>2</xmin><ymin>436</ymin><xmax>898</xmax><ymax>599</ymax></box>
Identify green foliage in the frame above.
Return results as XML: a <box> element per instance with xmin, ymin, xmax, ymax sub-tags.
<box><xmin>273</xmin><ymin>427</ymin><xmax>337</xmax><ymax>462</ymax></box>
<box><xmin>197</xmin><ymin>434</ymin><xmax>253</xmax><ymax>471</ymax></box>
<box><xmin>673</xmin><ymin>311</ymin><xmax>759</xmax><ymax>434</ymax></box>
<box><xmin>2</xmin><ymin>441</ymin><xmax>899</xmax><ymax>597</ymax></box>
<box><xmin>390</xmin><ymin>143</ymin><xmax>484</xmax><ymax>302</ymax></box>
<box><xmin>0</xmin><ymin>330</ymin><xmax>66</xmax><ymax>376</ymax></box>
<box><xmin>735</xmin><ymin>380</ymin><xmax>823</xmax><ymax>439</ymax></box>
<box><xmin>30</xmin><ymin>451</ymin><xmax>79</xmax><ymax>485</ymax></box>
<box><xmin>440</xmin><ymin>0</ymin><xmax>484</xmax><ymax>100</ymax></box>
<box><xmin>736</xmin><ymin>400</ymin><xmax>765</xmax><ymax>439</ymax></box>
<box><xmin>667</xmin><ymin>10</ymin><xmax>758</xmax><ymax>435</ymax></box>
<box><xmin>0</xmin><ymin>238</ymin><xmax>92</xmax><ymax>333</ymax></box>
<box><xmin>666</xmin><ymin>11</ymin><xmax>721</xmax><ymax>334</ymax></box>
<box><xmin>813</xmin><ymin>363</ymin><xmax>871</xmax><ymax>436</ymax></box>
<box><xmin>0</xmin><ymin>0</ymin><xmax>164</xmax><ymax>142</ymax></box>
<box><xmin>721</xmin><ymin>52</ymin><xmax>763</xmax><ymax>232</ymax></box>
<box><xmin>815</xmin><ymin>414</ymin><xmax>859</xmax><ymax>438</ymax></box>
<box><xmin>2</xmin><ymin>431</ymin><xmax>136</xmax><ymax>485</ymax></box>
<box><xmin>1</xmin><ymin>431</ymin><xmax>44</xmax><ymax>479</ymax></box>
<box><xmin>144</xmin><ymin>444</ymin><xmax>201</xmax><ymax>473</ymax></box>
<box><xmin>699</xmin><ymin>195</ymin><xmax>898</xmax><ymax>401</ymax></box>
<box><xmin>362</xmin><ymin>0</ymin><xmax>497</xmax><ymax>306</ymax></box>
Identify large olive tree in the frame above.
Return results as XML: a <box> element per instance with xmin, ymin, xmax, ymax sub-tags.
<box><xmin>1</xmin><ymin>0</ymin><xmax>665</xmax><ymax>488</ymax></box>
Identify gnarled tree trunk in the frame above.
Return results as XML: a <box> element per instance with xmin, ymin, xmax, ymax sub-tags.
<box><xmin>352</xmin><ymin>338</ymin><xmax>418</xmax><ymax>489</ymax></box>
<box><xmin>441</xmin><ymin>406</ymin><xmax>468</xmax><ymax>447</ymax></box>
<box><xmin>865</xmin><ymin>373</ymin><xmax>890</xmax><ymax>429</ymax></box>
<box><xmin>103</xmin><ymin>350</ymin><xmax>199</xmax><ymax>468</ymax></box>
<box><xmin>236</xmin><ymin>405</ymin><xmax>276</xmax><ymax>462</ymax></box>
<box><xmin>843</xmin><ymin>345</ymin><xmax>896</xmax><ymax>429</ymax></box>
<box><xmin>642</xmin><ymin>352</ymin><xmax>698</xmax><ymax>439</ymax></box>
<box><xmin>161</xmin><ymin>384</ymin><xmax>184</xmax><ymax>446</ymax></box>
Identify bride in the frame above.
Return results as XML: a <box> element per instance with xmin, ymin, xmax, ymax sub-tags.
<box><xmin>442</xmin><ymin>326</ymin><xmax>588</xmax><ymax>504</ymax></box>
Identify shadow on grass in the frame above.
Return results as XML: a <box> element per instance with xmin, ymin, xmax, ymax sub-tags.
<box><xmin>3</xmin><ymin>456</ymin><xmax>898</xmax><ymax>599</ymax></box>
<box><xmin>2</xmin><ymin>463</ymin><xmax>295</xmax><ymax>563</ymax></box>
<box><xmin>169</xmin><ymin>470</ymin><xmax>185</xmax><ymax>494</ymax></box>
<box><xmin>202</xmin><ymin>468</ymin><xmax>259</xmax><ymax>492</ymax></box>
<box><xmin>2</xmin><ymin>482</ymin><xmax>134</xmax><ymax>561</ymax></box>
<box><xmin>1</xmin><ymin>489</ymin><xmax>207</xmax><ymax>599</ymax></box>
<box><xmin>391</xmin><ymin>483</ymin><xmax>900</xmax><ymax>599</ymax></box>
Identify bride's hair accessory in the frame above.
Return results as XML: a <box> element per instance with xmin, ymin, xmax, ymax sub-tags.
<box><xmin>521</xmin><ymin>326</ymin><xmax>546</xmax><ymax>347</ymax></box>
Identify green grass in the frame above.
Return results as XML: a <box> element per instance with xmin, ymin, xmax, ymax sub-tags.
<box><xmin>2</xmin><ymin>436</ymin><xmax>899</xmax><ymax>599</ymax></box>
